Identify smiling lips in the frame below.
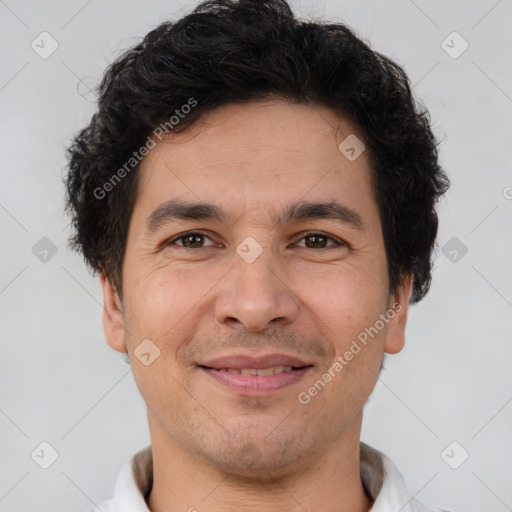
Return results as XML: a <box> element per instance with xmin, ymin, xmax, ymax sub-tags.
<box><xmin>199</xmin><ymin>353</ymin><xmax>313</xmax><ymax>394</ymax></box>
<box><xmin>215</xmin><ymin>366</ymin><xmax>295</xmax><ymax>375</ymax></box>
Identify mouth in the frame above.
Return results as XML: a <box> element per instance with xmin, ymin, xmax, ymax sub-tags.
<box><xmin>197</xmin><ymin>354</ymin><xmax>313</xmax><ymax>395</ymax></box>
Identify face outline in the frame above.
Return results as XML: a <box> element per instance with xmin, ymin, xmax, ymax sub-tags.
<box><xmin>100</xmin><ymin>99</ymin><xmax>413</xmax><ymax>479</ymax></box>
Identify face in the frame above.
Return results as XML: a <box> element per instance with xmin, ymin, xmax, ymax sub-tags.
<box><xmin>101</xmin><ymin>100</ymin><xmax>412</xmax><ymax>477</ymax></box>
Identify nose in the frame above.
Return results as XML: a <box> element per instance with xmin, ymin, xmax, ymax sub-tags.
<box><xmin>213</xmin><ymin>249</ymin><xmax>300</xmax><ymax>332</ymax></box>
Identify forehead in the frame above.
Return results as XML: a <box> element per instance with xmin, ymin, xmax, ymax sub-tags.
<box><xmin>133</xmin><ymin>100</ymin><xmax>378</xmax><ymax>226</ymax></box>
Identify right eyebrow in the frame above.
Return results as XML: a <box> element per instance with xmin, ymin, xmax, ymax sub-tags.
<box><xmin>145</xmin><ymin>199</ymin><xmax>230</xmax><ymax>235</ymax></box>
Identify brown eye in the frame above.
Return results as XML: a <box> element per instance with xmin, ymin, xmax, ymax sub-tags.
<box><xmin>170</xmin><ymin>232</ymin><xmax>215</xmax><ymax>248</ymax></box>
<box><xmin>296</xmin><ymin>232</ymin><xmax>341</xmax><ymax>249</ymax></box>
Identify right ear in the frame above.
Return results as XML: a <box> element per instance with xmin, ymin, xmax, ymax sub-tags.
<box><xmin>99</xmin><ymin>272</ymin><xmax>127</xmax><ymax>353</ymax></box>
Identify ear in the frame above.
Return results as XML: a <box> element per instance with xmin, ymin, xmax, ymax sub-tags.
<box><xmin>99</xmin><ymin>272</ymin><xmax>127</xmax><ymax>354</ymax></box>
<box><xmin>383</xmin><ymin>274</ymin><xmax>414</xmax><ymax>355</ymax></box>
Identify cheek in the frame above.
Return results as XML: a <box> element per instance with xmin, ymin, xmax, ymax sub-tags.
<box><xmin>297</xmin><ymin>271</ymin><xmax>388</xmax><ymax>411</ymax></box>
<box><xmin>293</xmin><ymin>263</ymin><xmax>390</xmax><ymax>403</ymax></box>
<box><xmin>295</xmin><ymin>261</ymin><xmax>388</xmax><ymax>334</ymax></box>
<box><xmin>123</xmin><ymin>264</ymin><xmax>220</xmax><ymax>349</ymax></box>
<box><xmin>122</xmin><ymin>238</ymin><xmax>389</xmax><ymax>357</ymax></box>
<box><xmin>121</xmin><ymin>269</ymin><xmax>204</xmax><ymax>417</ymax></box>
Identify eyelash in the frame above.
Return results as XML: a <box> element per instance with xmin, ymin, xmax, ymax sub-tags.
<box><xmin>167</xmin><ymin>231</ymin><xmax>345</xmax><ymax>250</ymax></box>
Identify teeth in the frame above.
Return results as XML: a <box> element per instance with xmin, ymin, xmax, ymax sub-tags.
<box><xmin>218</xmin><ymin>366</ymin><xmax>295</xmax><ymax>375</ymax></box>
<box><xmin>240</xmin><ymin>368</ymin><xmax>257</xmax><ymax>375</ymax></box>
<box><xmin>257</xmin><ymin>367</ymin><xmax>277</xmax><ymax>376</ymax></box>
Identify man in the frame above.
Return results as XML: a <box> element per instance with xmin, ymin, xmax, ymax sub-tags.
<box><xmin>65</xmin><ymin>0</ymin><xmax>450</xmax><ymax>510</ymax></box>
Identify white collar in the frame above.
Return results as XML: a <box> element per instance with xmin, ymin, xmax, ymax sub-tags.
<box><xmin>100</xmin><ymin>442</ymin><xmax>442</xmax><ymax>512</ymax></box>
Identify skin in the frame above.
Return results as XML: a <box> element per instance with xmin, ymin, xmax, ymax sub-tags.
<box><xmin>100</xmin><ymin>99</ymin><xmax>413</xmax><ymax>512</ymax></box>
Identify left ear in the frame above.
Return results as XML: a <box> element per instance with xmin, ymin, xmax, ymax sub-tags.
<box><xmin>383</xmin><ymin>274</ymin><xmax>414</xmax><ymax>355</ymax></box>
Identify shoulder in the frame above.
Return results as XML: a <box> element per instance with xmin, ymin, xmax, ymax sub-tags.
<box><xmin>85</xmin><ymin>500</ymin><xmax>114</xmax><ymax>512</ymax></box>
<box><xmin>412</xmin><ymin>501</ymin><xmax>452</xmax><ymax>512</ymax></box>
<box><xmin>360</xmin><ymin>443</ymin><xmax>452</xmax><ymax>512</ymax></box>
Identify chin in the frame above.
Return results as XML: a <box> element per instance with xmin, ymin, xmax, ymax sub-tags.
<box><xmin>201</xmin><ymin>427</ymin><xmax>309</xmax><ymax>480</ymax></box>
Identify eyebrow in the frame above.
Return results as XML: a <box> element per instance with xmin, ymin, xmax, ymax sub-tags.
<box><xmin>145</xmin><ymin>198</ymin><xmax>365</xmax><ymax>234</ymax></box>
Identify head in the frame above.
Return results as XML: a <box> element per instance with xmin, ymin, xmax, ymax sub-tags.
<box><xmin>65</xmin><ymin>0</ymin><xmax>449</xmax><ymax>477</ymax></box>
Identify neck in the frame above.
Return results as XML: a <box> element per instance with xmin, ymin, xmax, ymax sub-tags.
<box><xmin>146</xmin><ymin>413</ymin><xmax>373</xmax><ymax>512</ymax></box>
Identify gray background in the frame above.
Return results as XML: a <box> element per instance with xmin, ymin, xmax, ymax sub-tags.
<box><xmin>1</xmin><ymin>0</ymin><xmax>511</xmax><ymax>511</ymax></box>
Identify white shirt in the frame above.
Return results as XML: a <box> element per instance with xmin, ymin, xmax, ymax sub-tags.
<box><xmin>91</xmin><ymin>443</ymin><xmax>449</xmax><ymax>512</ymax></box>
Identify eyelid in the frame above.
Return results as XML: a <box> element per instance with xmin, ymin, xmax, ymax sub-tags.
<box><xmin>167</xmin><ymin>230</ymin><xmax>217</xmax><ymax>247</ymax></box>
<box><xmin>293</xmin><ymin>231</ymin><xmax>346</xmax><ymax>248</ymax></box>
<box><xmin>166</xmin><ymin>230</ymin><xmax>346</xmax><ymax>250</ymax></box>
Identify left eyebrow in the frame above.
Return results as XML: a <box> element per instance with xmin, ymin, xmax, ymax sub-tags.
<box><xmin>144</xmin><ymin>198</ymin><xmax>365</xmax><ymax>234</ymax></box>
<box><xmin>271</xmin><ymin>200</ymin><xmax>365</xmax><ymax>231</ymax></box>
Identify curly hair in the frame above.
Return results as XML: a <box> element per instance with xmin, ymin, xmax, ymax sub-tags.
<box><xmin>65</xmin><ymin>0</ymin><xmax>449</xmax><ymax>303</ymax></box>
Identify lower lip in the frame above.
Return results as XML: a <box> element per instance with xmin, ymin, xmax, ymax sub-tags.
<box><xmin>200</xmin><ymin>367</ymin><xmax>312</xmax><ymax>395</ymax></box>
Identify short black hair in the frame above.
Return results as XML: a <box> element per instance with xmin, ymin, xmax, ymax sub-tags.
<box><xmin>65</xmin><ymin>0</ymin><xmax>449</xmax><ymax>303</ymax></box>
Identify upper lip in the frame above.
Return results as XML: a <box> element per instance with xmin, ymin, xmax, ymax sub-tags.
<box><xmin>200</xmin><ymin>353</ymin><xmax>312</xmax><ymax>370</ymax></box>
